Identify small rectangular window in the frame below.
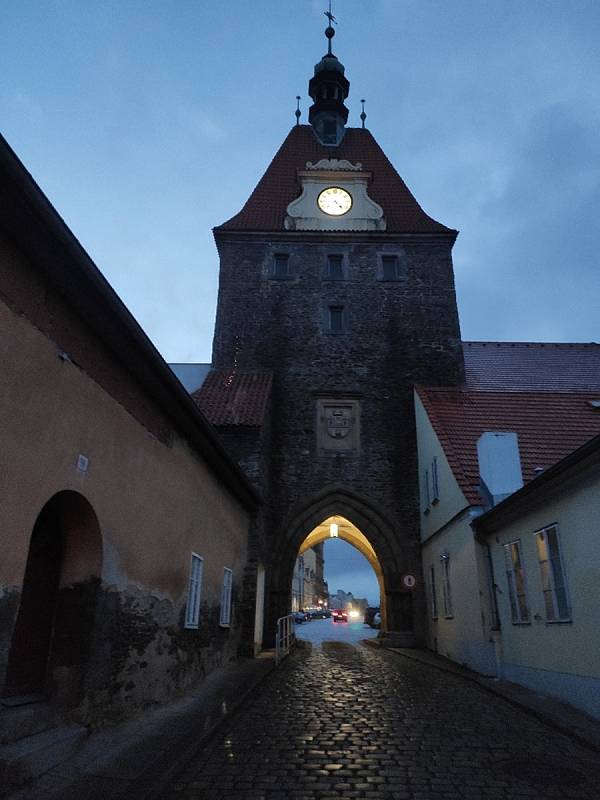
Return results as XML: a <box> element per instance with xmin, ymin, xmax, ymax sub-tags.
<box><xmin>503</xmin><ymin>541</ymin><xmax>530</xmax><ymax>623</ymax></box>
<box><xmin>220</xmin><ymin>567</ymin><xmax>233</xmax><ymax>626</ymax></box>
<box><xmin>429</xmin><ymin>565</ymin><xmax>438</xmax><ymax>620</ymax></box>
<box><xmin>535</xmin><ymin>526</ymin><xmax>570</xmax><ymax>621</ymax></box>
<box><xmin>273</xmin><ymin>253</ymin><xmax>289</xmax><ymax>278</ymax></box>
<box><xmin>381</xmin><ymin>255</ymin><xmax>399</xmax><ymax>280</ymax></box>
<box><xmin>440</xmin><ymin>553</ymin><xmax>453</xmax><ymax>618</ymax></box>
<box><xmin>431</xmin><ymin>457</ymin><xmax>440</xmax><ymax>503</ymax></box>
<box><xmin>328</xmin><ymin>305</ymin><xmax>344</xmax><ymax>332</ymax></box>
<box><xmin>327</xmin><ymin>254</ymin><xmax>344</xmax><ymax>279</ymax></box>
<box><xmin>423</xmin><ymin>468</ymin><xmax>431</xmax><ymax>510</ymax></box>
<box><xmin>185</xmin><ymin>553</ymin><xmax>203</xmax><ymax>629</ymax></box>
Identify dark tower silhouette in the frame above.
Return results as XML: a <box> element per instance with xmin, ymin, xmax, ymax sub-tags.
<box><xmin>205</xmin><ymin>13</ymin><xmax>464</xmax><ymax>649</ymax></box>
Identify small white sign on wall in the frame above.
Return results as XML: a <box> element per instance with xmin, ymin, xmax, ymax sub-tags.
<box><xmin>401</xmin><ymin>573</ymin><xmax>417</xmax><ymax>590</ymax></box>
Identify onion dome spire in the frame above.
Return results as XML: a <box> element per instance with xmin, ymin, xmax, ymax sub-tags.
<box><xmin>308</xmin><ymin>2</ymin><xmax>349</xmax><ymax>146</ymax></box>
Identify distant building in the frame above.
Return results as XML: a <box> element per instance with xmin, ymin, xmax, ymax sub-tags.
<box><xmin>292</xmin><ymin>544</ymin><xmax>326</xmax><ymax>610</ymax></box>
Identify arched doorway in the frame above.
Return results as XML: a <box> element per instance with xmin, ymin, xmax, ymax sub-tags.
<box><xmin>266</xmin><ymin>487</ymin><xmax>420</xmax><ymax>647</ymax></box>
<box><xmin>295</xmin><ymin>515</ymin><xmax>385</xmax><ymax>627</ymax></box>
<box><xmin>2</xmin><ymin>491</ymin><xmax>102</xmax><ymax>705</ymax></box>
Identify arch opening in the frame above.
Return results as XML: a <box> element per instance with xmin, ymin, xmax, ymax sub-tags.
<box><xmin>291</xmin><ymin>514</ymin><xmax>386</xmax><ymax>631</ymax></box>
<box><xmin>264</xmin><ymin>488</ymin><xmax>418</xmax><ymax>649</ymax></box>
<box><xmin>2</xmin><ymin>491</ymin><xmax>102</xmax><ymax>705</ymax></box>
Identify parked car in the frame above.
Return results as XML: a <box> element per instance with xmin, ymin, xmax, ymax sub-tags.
<box><xmin>364</xmin><ymin>606</ymin><xmax>380</xmax><ymax>627</ymax></box>
<box><xmin>293</xmin><ymin>611</ymin><xmax>309</xmax><ymax>624</ymax></box>
<box><xmin>332</xmin><ymin>609</ymin><xmax>348</xmax><ymax>623</ymax></box>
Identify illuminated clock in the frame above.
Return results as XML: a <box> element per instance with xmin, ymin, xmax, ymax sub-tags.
<box><xmin>317</xmin><ymin>187</ymin><xmax>353</xmax><ymax>216</ymax></box>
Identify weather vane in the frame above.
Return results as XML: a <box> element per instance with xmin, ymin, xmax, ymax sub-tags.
<box><xmin>295</xmin><ymin>95</ymin><xmax>301</xmax><ymax>126</ymax></box>
<box><xmin>324</xmin><ymin>0</ymin><xmax>337</xmax><ymax>55</ymax></box>
<box><xmin>324</xmin><ymin>0</ymin><xmax>337</xmax><ymax>27</ymax></box>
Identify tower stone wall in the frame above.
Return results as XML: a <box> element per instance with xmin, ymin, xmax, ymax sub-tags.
<box><xmin>212</xmin><ymin>230</ymin><xmax>463</xmax><ymax>641</ymax></box>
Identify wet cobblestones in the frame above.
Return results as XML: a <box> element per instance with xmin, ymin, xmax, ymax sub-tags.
<box><xmin>160</xmin><ymin>642</ymin><xmax>600</xmax><ymax>799</ymax></box>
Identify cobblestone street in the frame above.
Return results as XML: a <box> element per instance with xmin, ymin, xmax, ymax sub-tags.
<box><xmin>160</xmin><ymin>641</ymin><xmax>600</xmax><ymax>800</ymax></box>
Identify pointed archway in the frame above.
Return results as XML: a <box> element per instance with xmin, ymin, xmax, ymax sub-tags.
<box><xmin>265</xmin><ymin>486</ymin><xmax>421</xmax><ymax>647</ymax></box>
<box><xmin>298</xmin><ymin>515</ymin><xmax>386</xmax><ymax>627</ymax></box>
<box><xmin>2</xmin><ymin>491</ymin><xmax>102</xmax><ymax>705</ymax></box>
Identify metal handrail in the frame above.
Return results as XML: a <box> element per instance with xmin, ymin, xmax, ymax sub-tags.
<box><xmin>275</xmin><ymin>614</ymin><xmax>296</xmax><ymax>664</ymax></box>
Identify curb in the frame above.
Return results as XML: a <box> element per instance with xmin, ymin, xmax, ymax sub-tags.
<box><xmin>365</xmin><ymin>639</ymin><xmax>600</xmax><ymax>754</ymax></box>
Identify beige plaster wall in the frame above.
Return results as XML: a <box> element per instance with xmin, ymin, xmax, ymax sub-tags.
<box><xmin>0</xmin><ymin>300</ymin><xmax>249</xmax><ymax>602</ymax></box>
<box><xmin>421</xmin><ymin>512</ymin><xmax>496</xmax><ymax>675</ymax></box>
<box><xmin>415</xmin><ymin>392</ymin><xmax>496</xmax><ymax>675</ymax></box>
<box><xmin>489</xmin><ymin>472</ymin><xmax>600</xmax><ymax>681</ymax></box>
<box><xmin>414</xmin><ymin>393</ymin><xmax>468</xmax><ymax>541</ymax></box>
<box><xmin>0</xmin><ymin>249</ymin><xmax>251</xmax><ymax>721</ymax></box>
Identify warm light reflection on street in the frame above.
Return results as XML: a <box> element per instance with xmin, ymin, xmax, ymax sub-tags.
<box><xmin>295</xmin><ymin>617</ymin><xmax>379</xmax><ymax>646</ymax></box>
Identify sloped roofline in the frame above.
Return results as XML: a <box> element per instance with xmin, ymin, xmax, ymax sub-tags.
<box><xmin>0</xmin><ymin>133</ymin><xmax>259</xmax><ymax>511</ymax></box>
<box><xmin>214</xmin><ymin>125</ymin><xmax>457</xmax><ymax>236</ymax></box>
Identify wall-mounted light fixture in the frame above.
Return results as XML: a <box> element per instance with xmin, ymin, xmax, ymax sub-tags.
<box><xmin>330</xmin><ymin>522</ymin><xmax>339</xmax><ymax>538</ymax></box>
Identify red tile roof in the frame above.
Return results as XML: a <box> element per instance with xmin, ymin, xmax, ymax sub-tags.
<box><xmin>215</xmin><ymin>125</ymin><xmax>453</xmax><ymax>235</ymax></box>
<box><xmin>464</xmin><ymin>341</ymin><xmax>600</xmax><ymax>392</ymax></box>
<box><xmin>417</xmin><ymin>387</ymin><xmax>600</xmax><ymax>505</ymax></box>
<box><xmin>192</xmin><ymin>371</ymin><xmax>272</xmax><ymax>427</ymax></box>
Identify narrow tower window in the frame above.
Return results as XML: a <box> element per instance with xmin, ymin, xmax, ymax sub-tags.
<box><xmin>326</xmin><ymin>254</ymin><xmax>344</xmax><ymax>279</ymax></box>
<box><xmin>328</xmin><ymin>305</ymin><xmax>345</xmax><ymax>332</ymax></box>
<box><xmin>381</xmin><ymin>255</ymin><xmax>399</xmax><ymax>281</ymax></box>
<box><xmin>273</xmin><ymin>253</ymin><xmax>289</xmax><ymax>278</ymax></box>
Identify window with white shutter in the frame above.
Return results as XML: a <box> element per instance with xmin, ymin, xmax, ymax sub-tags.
<box><xmin>431</xmin><ymin>457</ymin><xmax>440</xmax><ymax>503</ymax></box>
<box><xmin>440</xmin><ymin>552</ymin><xmax>453</xmax><ymax>618</ymax></box>
<box><xmin>535</xmin><ymin>526</ymin><xmax>570</xmax><ymax>621</ymax></box>
<box><xmin>503</xmin><ymin>540</ymin><xmax>530</xmax><ymax>624</ymax></box>
<box><xmin>184</xmin><ymin>553</ymin><xmax>203</xmax><ymax>629</ymax></box>
<box><xmin>428</xmin><ymin>565</ymin><xmax>438</xmax><ymax>620</ymax></box>
<box><xmin>220</xmin><ymin>567</ymin><xmax>233</xmax><ymax>626</ymax></box>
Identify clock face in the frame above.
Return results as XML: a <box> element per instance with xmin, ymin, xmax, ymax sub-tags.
<box><xmin>317</xmin><ymin>187</ymin><xmax>353</xmax><ymax>216</ymax></box>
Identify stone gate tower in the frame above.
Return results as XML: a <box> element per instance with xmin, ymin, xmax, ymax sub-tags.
<box><xmin>207</xmin><ymin>20</ymin><xmax>463</xmax><ymax>648</ymax></box>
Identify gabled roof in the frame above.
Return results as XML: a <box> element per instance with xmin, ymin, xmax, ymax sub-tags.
<box><xmin>417</xmin><ymin>386</ymin><xmax>600</xmax><ymax>506</ymax></box>
<box><xmin>193</xmin><ymin>371</ymin><xmax>272</xmax><ymax>427</ymax></box>
<box><xmin>420</xmin><ymin>339</ymin><xmax>600</xmax><ymax>505</ymax></box>
<box><xmin>215</xmin><ymin>125</ymin><xmax>454</xmax><ymax>235</ymax></box>
<box><xmin>464</xmin><ymin>341</ymin><xmax>600</xmax><ymax>391</ymax></box>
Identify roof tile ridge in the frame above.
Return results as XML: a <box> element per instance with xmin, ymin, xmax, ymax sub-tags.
<box><xmin>463</xmin><ymin>340</ymin><xmax>600</xmax><ymax>347</ymax></box>
<box><xmin>214</xmin><ymin>127</ymin><xmax>301</xmax><ymax>231</ymax></box>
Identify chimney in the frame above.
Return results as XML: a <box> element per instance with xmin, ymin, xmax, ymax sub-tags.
<box><xmin>476</xmin><ymin>432</ymin><xmax>523</xmax><ymax>508</ymax></box>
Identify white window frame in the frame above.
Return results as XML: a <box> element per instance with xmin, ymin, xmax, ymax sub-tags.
<box><xmin>431</xmin><ymin>457</ymin><xmax>440</xmax><ymax>503</ymax></box>
<box><xmin>423</xmin><ymin>468</ymin><xmax>431</xmax><ymax>512</ymax></box>
<box><xmin>503</xmin><ymin>540</ymin><xmax>530</xmax><ymax>624</ymax></box>
<box><xmin>534</xmin><ymin>525</ymin><xmax>571</xmax><ymax>622</ymax></box>
<box><xmin>220</xmin><ymin>567</ymin><xmax>233</xmax><ymax>627</ymax></box>
<box><xmin>184</xmin><ymin>553</ymin><xmax>203</xmax><ymax>629</ymax></box>
<box><xmin>440</xmin><ymin>552</ymin><xmax>453</xmax><ymax>618</ymax></box>
<box><xmin>428</xmin><ymin>564</ymin><xmax>438</xmax><ymax>620</ymax></box>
